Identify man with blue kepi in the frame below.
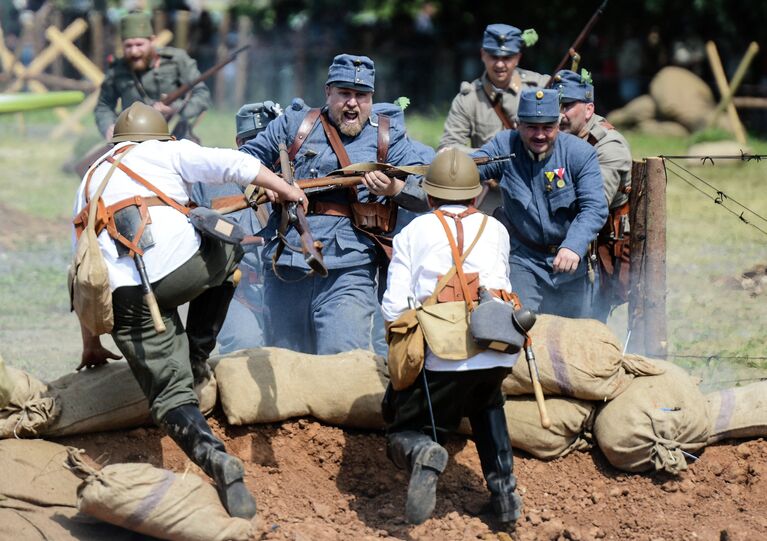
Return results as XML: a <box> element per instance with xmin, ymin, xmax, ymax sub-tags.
<box><xmin>554</xmin><ymin>69</ymin><xmax>633</xmax><ymax>322</ymax></box>
<box><xmin>474</xmin><ymin>88</ymin><xmax>608</xmax><ymax>318</ymax></box>
<box><xmin>240</xmin><ymin>54</ymin><xmax>429</xmax><ymax>354</ymax></box>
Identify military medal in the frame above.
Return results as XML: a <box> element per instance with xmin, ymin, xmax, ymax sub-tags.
<box><xmin>556</xmin><ymin>179</ymin><xmax>565</xmax><ymax>188</ymax></box>
<box><xmin>544</xmin><ymin>170</ymin><xmax>555</xmax><ymax>191</ymax></box>
<box><xmin>554</xmin><ymin>168</ymin><xmax>566</xmax><ymax>188</ymax></box>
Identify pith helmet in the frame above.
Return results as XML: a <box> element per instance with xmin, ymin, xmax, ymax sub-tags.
<box><xmin>111</xmin><ymin>102</ymin><xmax>172</xmax><ymax>143</ymax></box>
<box><xmin>423</xmin><ymin>149</ymin><xmax>482</xmax><ymax>200</ymax></box>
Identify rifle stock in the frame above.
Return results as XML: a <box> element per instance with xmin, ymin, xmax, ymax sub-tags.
<box><xmin>545</xmin><ymin>0</ymin><xmax>608</xmax><ymax>87</ymax></box>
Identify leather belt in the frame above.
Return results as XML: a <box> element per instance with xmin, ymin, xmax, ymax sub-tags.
<box><xmin>310</xmin><ymin>201</ymin><xmax>353</xmax><ymax>218</ymax></box>
<box><xmin>513</xmin><ymin>233</ymin><xmax>559</xmax><ymax>255</ymax></box>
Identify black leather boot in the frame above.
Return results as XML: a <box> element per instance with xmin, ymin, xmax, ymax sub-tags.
<box><xmin>388</xmin><ymin>430</ymin><xmax>449</xmax><ymax>525</ymax></box>
<box><xmin>470</xmin><ymin>407</ymin><xmax>522</xmax><ymax>525</ymax></box>
<box><xmin>162</xmin><ymin>404</ymin><xmax>256</xmax><ymax>519</ymax></box>
<box><xmin>186</xmin><ymin>283</ymin><xmax>236</xmax><ymax>385</ymax></box>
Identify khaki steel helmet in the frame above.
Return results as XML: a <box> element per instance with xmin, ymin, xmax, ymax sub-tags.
<box><xmin>111</xmin><ymin>102</ymin><xmax>172</xmax><ymax>143</ymax></box>
<box><xmin>423</xmin><ymin>149</ymin><xmax>482</xmax><ymax>200</ymax></box>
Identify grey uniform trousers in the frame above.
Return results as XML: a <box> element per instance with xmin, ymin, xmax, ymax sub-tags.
<box><xmin>111</xmin><ymin>237</ymin><xmax>242</xmax><ymax>422</ymax></box>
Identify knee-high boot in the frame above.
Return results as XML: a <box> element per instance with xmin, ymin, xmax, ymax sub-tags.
<box><xmin>162</xmin><ymin>404</ymin><xmax>256</xmax><ymax>519</ymax></box>
<box><xmin>186</xmin><ymin>283</ymin><xmax>236</xmax><ymax>384</ymax></box>
<box><xmin>387</xmin><ymin>430</ymin><xmax>449</xmax><ymax>525</ymax></box>
<box><xmin>469</xmin><ymin>407</ymin><xmax>522</xmax><ymax>524</ymax></box>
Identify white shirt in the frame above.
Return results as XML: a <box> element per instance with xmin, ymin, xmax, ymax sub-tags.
<box><xmin>381</xmin><ymin>204</ymin><xmax>519</xmax><ymax>371</ymax></box>
<box><xmin>73</xmin><ymin>139</ymin><xmax>263</xmax><ymax>290</ymax></box>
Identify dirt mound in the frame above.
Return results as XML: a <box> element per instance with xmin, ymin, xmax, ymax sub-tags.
<box><xmin>54</xmin><ymin>414</ymin><xmax>767</xmax><ymax>540</ymax></box>
<box><xmin>0</xmin><ymin>203</ymin><xmax>69</xmax><ymax>250</ymax></box>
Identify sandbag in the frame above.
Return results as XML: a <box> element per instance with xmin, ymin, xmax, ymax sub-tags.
<box><xmin>213</xmin><ymin>347</ymin><xmax>388</xmax><ymax>428</ymax></box>
<box><xmin>650</xmin><ymin>66</ymin><xmax>715</xmax><ymax>131</ymax></box>
<box><xmin>0</xmin><ymin>439</ymin><xmax>80</xmax><ymax>506</ymax></box>
<box><xmin>0</xmin><ymin>499</ymin><xmax>148</xmax><ymax>541</ymax></box>
<box><xmin>0</xmin><ymin>367</ymin><xmax>58</xmax><ymax>438</ymax></box>
<box><xmin>0</xmin><ymin>353</ymin><xmax>11</xmax><ymax>408</ymax></box>
<box><xmin>706</xmin><ymin>381</ymin><xmax>767</xmax><ymax>444</ymax></box>
<box><xmin>606</xmin><ymin>94</ymin><xmax>656</xmax><ymax>128</ymax></box>
<box><xmin>502</xmin><ymin>316</ymin><xmax>663</xmax><ymax>401</ymax></box>
<box><xmin>594</xmin><ymin>359</ymin><xmax>709</xmax><ymax>474</ymax></box>
<box><xmin>68</xmin><ymin>449</ymin><xmax>254</xmax><ymax>541</ymax></box>
<box><xmin>459</xmin><ymin>396</ymin><xmax>596</xmax><ymax>460</ymax></box>
<box><xmin>41</xmin><ymin>361</ymin><xmax>217</xmax><ymax>438</ymax></box>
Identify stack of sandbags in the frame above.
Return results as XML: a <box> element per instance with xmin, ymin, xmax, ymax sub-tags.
<box><xmin>41</xmin><ymin>360</ymin><xmax>217</xmax><ymax>437</ymax></box>
<box><xmin>705</xmin><ymin>381</ymin><xmax>767</xmax><ymax>444</ymax></box>
<box><xmin>0</xmin><ymin>439</ymin><xmax>143</xmax><ymax>540</ymax></box>
<box><xmin>503</xmin><ymin>315</ymin><xmax>663</xmax><ymax>401</ymax></box>
<box><xmin>0</xmin><ymin>367</ymin><xmax>58</xmax><ymax>438</ymax></box>
<box><xmin>593</xmin><ymin>358</ymin><xmax>709</xmax><ymax>474</ymax></box>
<box><xmin>213</xmin><ymin>347</ymin><xmax>388</xmax><ymax>429</ymax></box>
<box><xmin>607</xmin><ymin>66</ymin><xmax>732</xmax><ymax>137</ymax></box>
<box><xmin>67</xmin><ymin>448</ymin><xmax>255</xmax><ymax>541</ymax></box>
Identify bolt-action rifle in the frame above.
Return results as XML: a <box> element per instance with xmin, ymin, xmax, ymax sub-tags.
<box><xmin>73</xmin><ymin>44</ymin><xmax>251</xmax><ymax>178</ymax></box>
<box><xmin>545</xmin><ymin>0</ymin><xmax>609</xmax><ymax>87</ymax></box>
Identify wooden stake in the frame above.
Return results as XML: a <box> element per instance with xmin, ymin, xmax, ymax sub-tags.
<box><xmin>707</xmin><ymin>42</ymin><xmax>760</xmax><ymax>129</ymax></box>
<box><xmin>705</xmin><ymin>41</ymin><xmax>747</xmax><ymax>144</ymax></box>
<box><xmin>643</xmin><ymin>157</ymin><xmax>668</xmax><ymax>357</ymax></box>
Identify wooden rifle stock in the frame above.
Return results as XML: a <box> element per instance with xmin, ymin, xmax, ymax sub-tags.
<box><xmin>545</xmin><ymin>0</ymin><xmax>608</xmax><ymax>87</ymax></box>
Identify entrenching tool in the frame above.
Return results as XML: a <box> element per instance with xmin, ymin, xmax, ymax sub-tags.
<box><xmin>112</xmin><ymin>205</ymin><xmax>166</xmax><ymax>333</ymax></box>
<box><xmin>512</xmin><ymin>309</ymin><xmax>551</xmax><ymax>429</ymax></box>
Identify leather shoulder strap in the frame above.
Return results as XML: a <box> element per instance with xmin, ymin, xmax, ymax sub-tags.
<box><xmin>84</xmin><ymin>144</ymin><xmax>136</xmax><ymax>203</ymax></box>
<box><xmin>377</xmin><ymin>114</ymin><xmax>390</xmax><ymax>163</ymax></box>
<box><xmin>492</xmin><ymin>99</ymin><xmax>515</xmax><ymax>130</ymax></box>
<box><xmin>318</xmin><ymin>112</ymin><xmax>351</xmax><ymax>168</ymax></box>
<box><xmin>288</xmin><ymin>108</ymin><xmax>321</xmax><ymax>161</ymax></box>
<box><xmin>106</xmin><ymin>157</ymin><xmax>190</xmax><ymax>215</ymax></box>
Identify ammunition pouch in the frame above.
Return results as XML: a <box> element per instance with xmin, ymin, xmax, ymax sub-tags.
<box><xmin>437</xmin><ymin>272</ymin><xmax>479</xmax><ymax>304</ymax></box>
<box><xmin>596</xmin><ymin>202</ymin><xmax>631</xmax><ymax>304</ymax></box>
<box><xmin>350</xmin><ymin>200</ymin><xmax>398</xmax><ymax>234</ymax></box>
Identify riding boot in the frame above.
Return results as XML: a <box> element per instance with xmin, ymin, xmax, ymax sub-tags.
<box><xmin>469</xmin><ymin>407</ymin><xmax>522</xmax><ymax>524</ymax></box>
<box><xmin>161</xmin><ymin>404</ymin><xmax>257</xmax><ymax>519</ymax></box>
<box><xmin>387</xmin><ymin>430</ymin><xmax>449</xmax><ymax>525</ymax></box>
<box><xmin>186</xmin><ymin>283</ymin><xmax>236</xmax><ymax>385</ymax></box>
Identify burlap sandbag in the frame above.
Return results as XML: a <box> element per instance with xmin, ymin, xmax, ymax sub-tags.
<box><xmin>0</xmin><ymin>499</ymin><xmax>149</xmax><ymax>541</ymax></box>
<box><xmin>0</xmin><ymin>439</ymin><xmax>80</xmax><ymax>506</ymax></box>
<box><xmin>606</xmin><ymin>94</ymin><xmax>657</xmax><ymax>128</ymax></box>
<box><xmin>68</xmin><ymin>449</ymin><xmax>254</xmax><ymax>541</ymax></box>
<box><xmin>649</xmin><ymin>66</ymin><xmax>715</xmax><ymax>131</ymax></box>
<box><xmin>214</xmin><ymin>347</ymin><xmax>388</xmax><ymax>428</ymax></box>
<box><xmin>0</xmin><ymin>353</ymin><xmax>12</xmax><ymax>408</ymax></box>
<box><xmin>706</xmin><ymin>381</ymin><xmax>767</xmax><ymax>444</ymax></box>
<box><xmin>0</xmin><ymin>367</ymin><xmax>59</xmax><ymax>438</ymax></box>
<box><xmin>594</xmin><ymin>359</ymin><xmax>709</xmax><ymax>474</ymax></box>
<box><xmin>502</xmin><ymin>316</ymin><xmax>663</xmax><ymax>401</ymax></box>
<box><xmin>42</xmin><ymin>361</ymin><xmax>217</xmax><ymax>438</ymax></box>
<box><xmin>458</xmin><ymin>396</ymin><xmax>596</xmax><ymax>460</ymax></box>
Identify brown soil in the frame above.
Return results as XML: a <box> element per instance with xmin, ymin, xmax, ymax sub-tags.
<box><xmin>56</xmin><ymin>415</ymin><xmax>767</xmax><ymax>541</ymax></box>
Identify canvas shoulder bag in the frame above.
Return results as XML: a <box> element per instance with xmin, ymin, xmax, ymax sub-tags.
<box><xmin>68</xmin><ymin>147</ymin><xmax>133</xmax><ymax>336</ymax></box>
<box><xmin>416</xmin><ymin>210</ymin><xmax>488</xmax><ymax>361</ymax></box>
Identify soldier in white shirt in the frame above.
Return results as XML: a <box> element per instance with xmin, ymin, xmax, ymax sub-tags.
<box><xmin>72</xmin><ymin>102</ymin><xmax>305</xmax><ymax>520</ymax></box>
<box><xmin>381</xmin><ymin>149</ymin><xmax>523</xmax><ymax>527</ymax></box>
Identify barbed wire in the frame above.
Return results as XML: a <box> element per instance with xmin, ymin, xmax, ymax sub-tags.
<box><xmin>659</xmin><ymin>152</ymin><xmax>767</xmax><ymax>164</ymax></box>
<box><xmin>662</xmin><ymin>159</ymin><xmax>767</xmax><ymax>236</ymax></box>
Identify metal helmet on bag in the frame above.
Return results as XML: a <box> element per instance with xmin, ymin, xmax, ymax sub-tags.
<box><xmin>111</xmin><ymin>102</ymin><xmax>172</xmax><ymax>143</ymax></box>
<box><xmin>423</xmin><ymin>149</ymin><xmax>482</xmax><ymax>200</ymax></box>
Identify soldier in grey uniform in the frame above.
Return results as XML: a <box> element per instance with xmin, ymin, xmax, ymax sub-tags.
<box><xmin>554</xmin><ymin>69</ymin><xmax>633</xmax><ymax>321</ymax></box>
<box><xmin>439</xmin><ymin>24</ymin><xmax>549</xmax><ymax>154</ymax></box>
<box><xmin>240</xmin><ymin>54</ymin><xmax>429</xmax><ymax>355</ymax></box>
<box><xmin>95</xmin><ymin>11</ymin><xmax>211</xmax><ymax>141</ymax></box>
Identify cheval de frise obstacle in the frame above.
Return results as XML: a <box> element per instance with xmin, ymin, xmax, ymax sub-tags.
<box><xmin>2</xmin><ymin>315</ymin><xmax>767</xmax><ymax>539</ymax></box>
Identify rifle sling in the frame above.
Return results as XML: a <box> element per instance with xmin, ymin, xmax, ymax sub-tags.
<box><xmin>287</xmin><ymin>108</ymin><xmax>322</xmax><ymax>161</ymax></box>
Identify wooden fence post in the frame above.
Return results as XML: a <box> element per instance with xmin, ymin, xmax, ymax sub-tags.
<box><xmin>628</xmin><ymin>158</ymin><xmax>668</xmax><ymax>357</ymax></box>
<box><xmin>175</xmin><ymin>10</ymin><xmax>190</xmax><ymax>50</ymax></box>
<box><xmin>89</xmin><ymin>12</ymin><xmax>105</xmax><ymax>70</ymax></box>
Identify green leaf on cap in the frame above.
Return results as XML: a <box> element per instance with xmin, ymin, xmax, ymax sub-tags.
<box><xmin>580</xmin><ymin>69</ymin><xmax>593</xmax><ymax>85</ymax></box>
<box><xmin>394</xmin><ymin>96</ymin><xmax>411</xmax><ymax>110</ymax></box>
<box><xmin>522</xmin><ymin>29</ymin><xmax>538</xmax><ymax>47</ymax></box>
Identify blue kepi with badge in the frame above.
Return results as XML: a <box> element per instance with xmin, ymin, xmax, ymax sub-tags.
<box><xmin>517</xmin><ymin>89</ymin><xmax>560</xmax><ymax>124</ymax></box>
<box><xmin>553</xmin><ymin>69</ymin><xmax>595</xmax><ymax>104</ymax></box>
<box><xmin>326</xmin><ymin>54</ymin><xmax>375</xmax><ymax>92</ymax></box>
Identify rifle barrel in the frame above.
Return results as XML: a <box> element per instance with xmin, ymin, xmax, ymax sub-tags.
<box><xmin>546</xmin><ymin>0</ymin><xmax>608</xmax><ymax>86</ymax></box>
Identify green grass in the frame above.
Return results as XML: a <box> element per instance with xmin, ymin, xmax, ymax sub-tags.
<box><xmin>1</xmin><ymin>108</ymin><xmax>765</xmax><ymax>387</ymax></box>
